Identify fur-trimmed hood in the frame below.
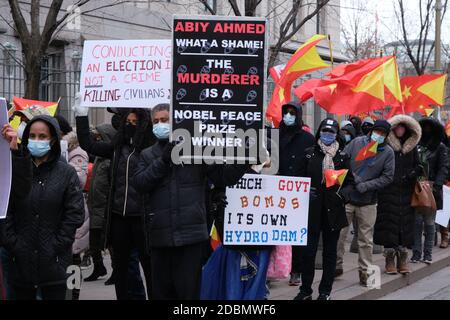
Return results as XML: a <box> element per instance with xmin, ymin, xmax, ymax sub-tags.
<box><xmin>386</xmin><ymin>115</ymin><xmax>422</xmax><ymax>154</ymax></box>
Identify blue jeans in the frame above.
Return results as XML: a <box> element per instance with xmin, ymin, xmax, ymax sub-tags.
<box><xmin>0</xmin><ymin>247</ymin><xmax>14</xmax><ymax>300</ymax></box>
<box><xmin>413</xmin><ymin>209</ymin><xmax>436</xmax><ymax>260</ymax></box>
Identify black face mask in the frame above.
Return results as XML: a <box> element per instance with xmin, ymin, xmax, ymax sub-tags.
<box><xmin>111</xmin><ymin>114</ymin><xmax>122</xmax><ymax>130</ymax></box>
<box><xmin>124</xmin><ymin>123</ymin><xmax>136</xmax><ymax>141</ymax></box>
<box><xmin>362</xmin><ymin>125</ymin><xmax>373</xmax><ymax>135</ymax></box>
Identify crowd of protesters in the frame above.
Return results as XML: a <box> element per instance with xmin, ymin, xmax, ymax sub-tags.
<box><xmin>0</xmin><ymin>97</ymin><xmax>449</xmax><ymax>301</ymax></box>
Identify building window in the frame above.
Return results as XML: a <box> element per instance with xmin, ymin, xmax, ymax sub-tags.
<box><xmin>2</xmin><ymin>42</ymin><xmax>17</xmax><ymax>77</ymax></box>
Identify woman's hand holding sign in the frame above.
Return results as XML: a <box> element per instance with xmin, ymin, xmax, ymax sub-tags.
<box><xmin>2</xmin><ymin>123</ymin><xmax>18</xmax><ymax>151</ymax></box>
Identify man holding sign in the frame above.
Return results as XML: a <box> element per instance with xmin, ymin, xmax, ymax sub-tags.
<box><xmin>134</xmin><ymin>105</ymin><xmax>248</xmax><ymax>300</ymax></box>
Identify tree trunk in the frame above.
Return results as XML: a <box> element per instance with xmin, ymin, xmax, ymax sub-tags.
<box><xmin>24</xmin><ymin>51</ymin><xmax>42</xmax><ymax>100</ymax></box>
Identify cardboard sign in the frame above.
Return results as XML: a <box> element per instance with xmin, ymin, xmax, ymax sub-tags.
<box><xmin>171</xmin><ymin>16</ymin><xmax>267</xmax><ymax>162</ymax></box>
<box><xmin>0</xmin><ymin>98</ymin><xmax>12</xmax><ymax>219</ymax></box>
<box><xmin>224</xmin><ymin>174</ymin><xmax>310</xmax><ymax>246</ymax></box>
<box><xmin>80</xmin><ymin>39</ymin><xmax>171</xmax><ymax>108</ymax></box>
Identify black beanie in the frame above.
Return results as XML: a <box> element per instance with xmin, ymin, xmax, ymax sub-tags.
<box><xmin>372</xmin><ymin>119</ymin><xmax>391</xmax><ymax>134</ymax></box>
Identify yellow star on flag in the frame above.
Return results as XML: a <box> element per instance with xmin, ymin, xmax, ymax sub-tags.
<box><xmin>402</xmin><ymin>85</ymin><xmax>412</xmax><ymax>99</ymax></box>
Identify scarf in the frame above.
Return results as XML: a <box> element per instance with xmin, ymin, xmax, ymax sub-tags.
<box><xmin>318</xmin><ymin>140</ymin><xmax>339</xmax><ymax>176</ymax></box>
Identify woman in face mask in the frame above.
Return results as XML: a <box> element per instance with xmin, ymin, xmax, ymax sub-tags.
<box><xmin>3</xmin><ymin>116</ymin><xmax>84</xmax><ymax>300</ymax></box>
<box><xmin>374</xmin><ymin>115</ymin><xmax>421</xmax><ymax>275</ymax></box>
<box><xmin>293</xmin><ymin>118</ymin><xmax>354</xmax><ymax>301</ymax></box>
<box><xmin>74</xmin><ymin>97</ymin><xmax>156</xmax><ymax>300</ymax></box>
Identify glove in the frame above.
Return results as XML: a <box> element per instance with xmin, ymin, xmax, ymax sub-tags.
<box><xmin>73</xmin><ymin>92</ymin><xmax>89</xmax><ymax>117</ymax></box>
<box><xmin>161</xmin><ymin>141</ymin><xmax>175</xmax><ymax>163</ymax></box>
<box><xmin>356</xmin><ymin>183</ymin><xmax>367</xmax><ymax>194</ymax></box>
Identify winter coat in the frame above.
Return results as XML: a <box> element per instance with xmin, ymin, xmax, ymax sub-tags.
<box><xmin>341</xmin><ymin>135</ymin><xmax>395</xmax><ymax>206</ymax></box>
<box><xmin>3</xmin><ymin>115</ymin><xmax>84</xmax><ymax>288</ymax></box>
<box><xmin>87</xmin><ymin>124</ymin><xmax>116</xmax><ymax>231</ymax></box>
<box><xmin>0</xmin><ymin>147</ymin><xmax>32</xmax><ymax>247</ymax></box>
<box><xmin>302</xmin><ymin>142</ymin><xmax>354</xmax><ymax>234</ymax></box>
<box><xmin>375</xmin><ymin>115</ymin><xmax>421</xmax><ymax>247</ymax></box>
<box><xmin>133</xmin><ymin>140</ymin><xmax>248</xmax><ymax>248</ymax></box>
<box><xmin>278</xmin><ymin>102</ymin><xmax>315</xmax><ymax>177</ymax></box>
<box><xmin>76</xmin><ymin>109</ymin><xmax>155</xmax><ymax>248</ymax></box>
<box><xmin>418</xmin><ymin>118</ymin><xmax>448</xmax><ymax>210</ymax></box>
<box><xmin>63</xmin><ymin>131</ymin><xmax>90</xmax><ymax>255</ymax></box>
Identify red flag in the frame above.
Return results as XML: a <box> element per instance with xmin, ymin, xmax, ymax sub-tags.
<box><xmin>295</xmin><ymin>56</ymin><xmax>403</xmax><ymax>115</ymax></box>
<box><xmin>355</xmin><ymin>140</ymin><xmax>378</xmax><ymax>161</ymax></box>
<box><xmin>324</xmin><ymin>169</ymin><xmax>349</xmax><ymax>188</ymax></box>
<box><xmin>266</xmin><ymin>35</ymin><xmax>329</xmax><ymax>127</ymax></box>
<box><xmin>399</xmin><ymin>74</ymin><xmax>447</xmax><ymax>115</ymax></box>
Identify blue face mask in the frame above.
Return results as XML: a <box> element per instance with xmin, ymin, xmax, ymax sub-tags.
<box><xmin>371</xmin><ymin>132</ymin><xmax>385</xmax><ymax>144</ymax></box>
<box><xmin>153</xmin><ymin>122</ymin><xmax>170</xmax><ymax>140</ymax></box>
<box><xmin>320</xmin><ymin>132</ymin><xmax>336</xmax><ymax>146</ymax></box>
<box><xmin>283</xmin><ymin>113</ymin><xmax>296</xmax><ymax>126</ymax></box>
<box><xmin>27</xmin><ymin>139</ymin><xmax>51</xmax><ymax>158</ymax></box>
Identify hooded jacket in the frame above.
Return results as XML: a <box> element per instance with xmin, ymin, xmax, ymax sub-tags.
<box><xmin>418</xmin><ymin>118</ymin><xmax>448</xmax><ymax>210</ymax></box>
<box><xmin>278</xmin><ymin>101</ymin><xmax>315</xmax><ymax>177</ymax></box>
<box><xmin>4</xmin><ymin>115</ymin><xmax>84</xmax><ymax>287</ymax></box>
<box><xmin>375</xmin><ymin>115</ymin><xmax>421</xmax><ymax>247</ymax></box>
<box><xmin>76</xmin><ymin>109</ymin><xmax>155</xmax><ymax>247</ymax></box>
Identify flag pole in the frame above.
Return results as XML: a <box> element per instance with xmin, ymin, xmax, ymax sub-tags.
<box><xmin>328</xmin><ymin>34</ymin><xmax>341</xmax><ymax>124</ymax></box>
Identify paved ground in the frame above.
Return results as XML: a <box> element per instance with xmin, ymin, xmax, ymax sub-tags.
<box><xmin>78</xmin><ymin>228</ymin><xmax>450</xmax><ymax>300</ymax></box>
<box><xmin>379</xmin><ymin>266</ymin><xmax>450</xmax><ymax>300</ymax></box>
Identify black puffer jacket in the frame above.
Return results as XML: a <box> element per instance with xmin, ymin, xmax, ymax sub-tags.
<box><xmin>4</xmin><ymin>115</ymin><xmax>84</xmax><ymax>287</ymax></box>
<box><xmin>302</xmin><ymin>120</ymin><xmax>354</xmax><ymax>234</ymax></box>
<box><xmin>375</xmin><ymin>115</ymin><xmax>421</xmax><ymax>247</ymax></box>
<box><xmin>76</xmin><ymin>109</ymin><xmax>155</xmax><ymax>247</ymax></box>
<box><xmin>134</xmin><ymin>141</ymin><xmax>248</xmax><ymax>248</ymax></box>
<box><xmin>278</xmin><ymin>101</ymin><xmax>315</xmax><ymax>177</ymax></box>
<box><xmin>418</xmin><ymin>118</ymin><xmax>448</xmax><ymax>210</ymax></box>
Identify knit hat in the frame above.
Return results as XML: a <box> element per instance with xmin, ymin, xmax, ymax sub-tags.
<box><xmin>372</xmin><ymin>119</ymin><xmax>391</xmax><ymax>134</ymax></box>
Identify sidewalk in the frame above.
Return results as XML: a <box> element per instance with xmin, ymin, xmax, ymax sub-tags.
<box><xmin>269</xmin><ymin>243</ymin><xmax>450</xmax><ymax>300</ymax></box>
<box><xmin>78</xmin><ymin>241</ymin><xmax>450</xmax><ymax>300</ymax></box>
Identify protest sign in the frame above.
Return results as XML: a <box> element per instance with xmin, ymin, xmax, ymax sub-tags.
<box><xmin>224</xmin><ymin>174</ymin><xmax>310</xmax><ymax>246</ymax></box>
<box><xmin>171</xmin><ymin>16</ymin><xmax>267</xmax><ymax>163</ymax></box>
<box><xmin>0</xmin><ymin>98</ymin><xmax>12</xmax><ymax>219</ymax></box>
<box><xmin>80</xmin><ymin>39</ymin><xmax>171</xmax><ymax>108</ymax></box>
<box><xmin>436</xmin><ymin>186</ymin><xmax>450</xmax><ymax>227</ymax></box>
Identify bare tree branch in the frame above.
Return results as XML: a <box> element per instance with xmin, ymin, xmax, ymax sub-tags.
<box><xmin>228</xmin><ymin>0</ymin><xmax>242</xmax><ymax>16</ymax></box>
<box><xmin>7</xmin><ymin>0</ymin><xmax>30</xmax><ymax>42</ymax></box>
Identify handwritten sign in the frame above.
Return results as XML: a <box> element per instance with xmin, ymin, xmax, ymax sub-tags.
<box><xmin>171</xmin><ymin>16</ymin><xmax>267</xmax><ymax>162</ymax></box>
<box><xmin>80</xmin><ymin>39</ymin><xmax>171</xmax><ymax>108</ymax></box>
<box><xmin>0</xmin><ymin>98</ymin><xmax>12</xmax><ymax>219</ymax></box>
<box><xmin>224</xmin><ymin>174</ymin><xmax>310</xmax><ymax>246</ymax></box>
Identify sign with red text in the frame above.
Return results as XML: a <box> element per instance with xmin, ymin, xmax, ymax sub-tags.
<box><xmin>224</xmin><ymin>174</ymin><xmax>310</xmax><ymax>246</ymax></box>
<box><xmin>80</xmin><ymin>39</ymin><xmax>171</xmax><ymax>108</ymax></box>
<box><xmin>171</xmin><ymin>16</ymin><xmax>267</xmax><ymax>163</ymax></box>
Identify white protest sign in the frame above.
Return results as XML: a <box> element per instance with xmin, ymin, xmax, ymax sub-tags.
<box><xmin>224</xmin><ymin>174</ymin><xmax>310</xmax><ymax>246</ymax></box>
<box><xmin>436</xmin><ymin>185</ymin><xmax>450</xmax><ymax>227</ymax></box>
<box><xmin>80</xmin><ymin>39</ymin><xmax>171</xmax><ymax>108</ymax></box>
<box><xmin>0</xmin><ymin>98</ymin><xmax>12</xmax><ymax>219</ymax></box>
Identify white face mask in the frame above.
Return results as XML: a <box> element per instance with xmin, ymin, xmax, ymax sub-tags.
<box><xmin>17</xmin><ymin>121</ymin><xmax>27</xmax><ymax>140</ymax></box>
